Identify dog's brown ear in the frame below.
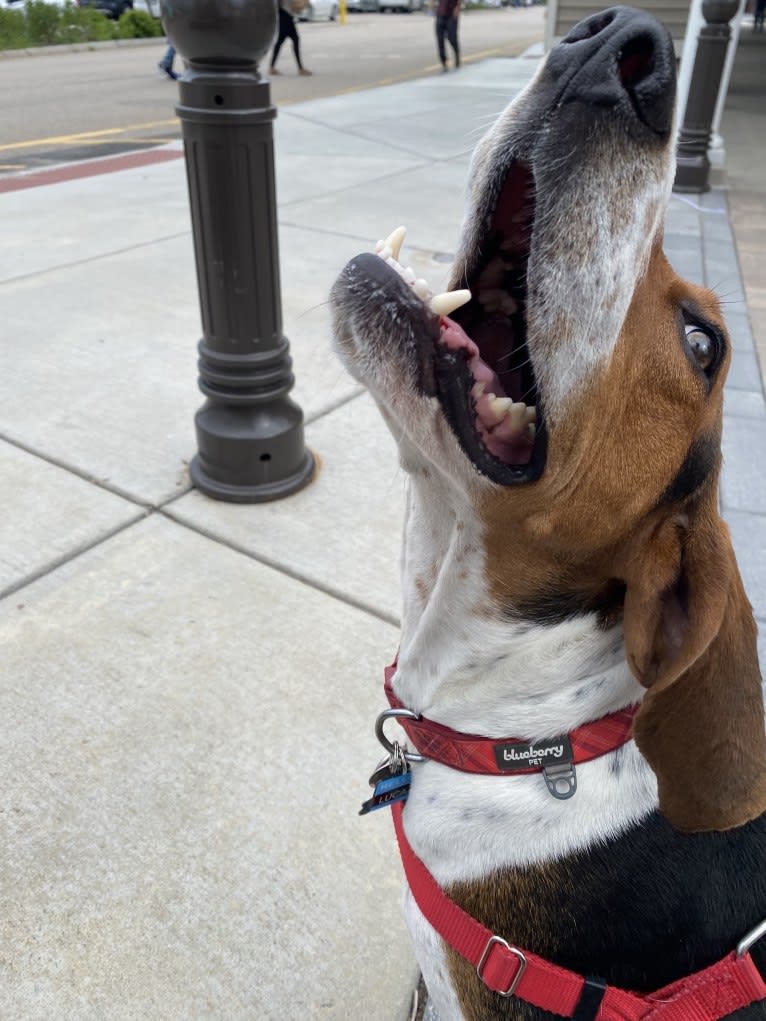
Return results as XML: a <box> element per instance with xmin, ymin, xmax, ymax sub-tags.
<box><xmin>621</xmin><ymin>503</ymin><xmax>766</xmax><ymax>831</ymax></box>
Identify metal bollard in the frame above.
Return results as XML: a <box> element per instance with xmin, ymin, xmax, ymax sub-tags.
<box><xmin>674</xmin><ymin>0</ymin><xmax>739</xmax><ymax>194</ymax></box>
<box><xmin>162</xmin><ymin>0</ymin><xmax>315</xmax><ymax>502</ymax></box>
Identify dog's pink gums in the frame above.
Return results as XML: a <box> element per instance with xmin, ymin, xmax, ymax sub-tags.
<box><xmin>439</xmin><ymin>315</ymin><xmax>535</xmax><ymax>465</ymax></box>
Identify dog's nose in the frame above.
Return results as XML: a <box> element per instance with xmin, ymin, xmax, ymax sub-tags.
<box><xmin>547</xmin><ymin>6</ymin><xmax>676</xmax><ymax>136</ymax></box>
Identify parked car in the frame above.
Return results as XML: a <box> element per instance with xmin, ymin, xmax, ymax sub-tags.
<box><xmin>296</xmin><ymin>0</ymin><xmax>337</xmax><ymax>20</ymax></box>
<box><xmin>379</xmin><ymin>0</ymin><xmax>423</xmax><ymax>11</ymax></box>
<box><xmin>4</xmin><ymin>0</ymin><xmax>75</xmax><ymax>8</ymax></box>
<box><xmin>78</xmin><ymin>0</ymin><xmax>133</xmax><ymax>17</ymax></box>
<box><xmin>132</xmin><ymin>0</ymin><xmax>159</xmax><ymax>14</ymax></box>
<box><xmin>346</xmin><ymin>0</ymin><xmax>379</xmax><ymax>10</ymax></box>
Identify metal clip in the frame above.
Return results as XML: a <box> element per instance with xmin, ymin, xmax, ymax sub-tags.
<box><xmin>737</xmin><ymin>917</ymin><xmax>766</xmax><ymax>958</ymax></box>
<box><xmin>375</xmin><ymin>707</ymin><xmax>426</xmax><ymax>763</ymax></box>
<box><xmin>543</xmin><ymin>761</ymin><xmax>577</xmax><ymax>800</ymax></box>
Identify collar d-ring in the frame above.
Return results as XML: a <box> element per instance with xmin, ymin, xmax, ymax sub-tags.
<box><xmin>375</xmin><ymin>708</ymin><xmax>426</xmax><ymax>763</ymax></box>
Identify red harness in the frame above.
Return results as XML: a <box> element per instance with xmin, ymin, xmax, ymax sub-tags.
<box><xmin>392</xmin><ymin>800</ymin><xmax>766</xmax><ymax>1021</ymax></box>
<box><xmin>380</xmin><ymin>665</ymin><xmax>766</xmax><ymax>1021</ymax></box>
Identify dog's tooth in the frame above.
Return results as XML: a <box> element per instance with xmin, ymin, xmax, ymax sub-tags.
<box><xmin>378</xmin><ymin>244</ymin><xmax>393</xmax><ymax>262</ymax></box>
<box><xmin>524</xmin><ymin>405</ymin><xmax>537</xmax><ymax>425</ymax></box>
<box><xmin>471</xmin><ymin>381</ymin><xmax>486</xmax><ymax>399</ymax></box>
<box><xmin>413</xmin><ymin>278</ymin><xmax>431</xmax><ymax>301</ymax></box>
<box><xmin>374</xmin><ymin>239</ymin><xmax>385</xmax><ymax>254</ymax></box>
<box><xmin>384</xmin><ymin>225</ymin><xmax>406</xmax><ymax>262</ymax></box>
<box><xmin>403</xmin><ymin>267</ymin><xmax>417</xmax><ymax>283</ymax></box>
<box><xmin>477</xmin><ymin>256</ymin><xmax>505</xmax><ymax>288</ymax></box>
<box><xmin>526</xmin><ymin>422</ymin><xmax>537</xmax><ymax>442</ymax></box>
<box><xmin>508</xmin><ymin>402</ymin><xmax>527</xmax><ymax>432</ymax></box>
<box><xmin>430</xmin><ymin>289</ymin><xmax>471</xmax><ymax>317</ymax></box>
<box><xmin>387</xmin><ymin>258</ymin><xmax>408</xmax><ymax>282</ymax></box>
<box><xmin>488</xmin><ymin>396</ymin><xmax>513</xmax><ymax>421</ymax></box>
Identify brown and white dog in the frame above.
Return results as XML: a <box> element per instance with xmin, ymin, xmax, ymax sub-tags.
<box><xmin>331</xmin><ymin>8</ymin><xmax>766</xmax><ymax>1021</ymax></box>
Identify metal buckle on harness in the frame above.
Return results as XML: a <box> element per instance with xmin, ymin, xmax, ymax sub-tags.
<box><xmin>737</xmin><ymin>918</ymin><xmax>766</xmax><ymax>958</ymax></box>
<box><xmin>476</xmin><ymin>936</ymin><xmax>527</xmax><ymax>997</ymax></box>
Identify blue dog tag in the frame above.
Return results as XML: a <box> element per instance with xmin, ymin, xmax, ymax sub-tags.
<box><xmin>359</xmin><ymin>770</ymin><xmax>412</xmax><ymax>815</ymax></box>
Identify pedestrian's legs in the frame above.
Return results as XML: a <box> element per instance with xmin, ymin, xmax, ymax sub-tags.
<box><xmin>270</xmin><ymin>8</ymin><xmax>291</xmax><ymax>71</ymax></box>
<box><xmin>286</xmin><ymin>15</ymin><xmax>309</xmax><ymax>72</ymax></box>
<box><xmin>447</xmin><ymin>15</ymin><xmax>459</xmax><ymax>67</ymax></box>
<box><xmin>158</xmin><ymin>42</ymin><xmax>178</xmax><ymax>80</ymax></box>
<box><xmin>159</xmin><ymin>44</ymin><xmax>175</xmax><ymax>70</ymax></box>
<box><xmin>435</xmin><ymin>14</ymin><xmax>448</xmax><ymax>68</ymax></box>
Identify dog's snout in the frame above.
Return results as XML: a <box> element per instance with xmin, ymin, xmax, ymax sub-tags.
<box><xmin>550</xmin><ymin>6</ymin><xmax>676</xmax><ymax>137</ymax></box>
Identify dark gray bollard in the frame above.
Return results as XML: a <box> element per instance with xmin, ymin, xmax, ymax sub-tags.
<box><xmin>674</xmin><ymin>0</ymin><xmax>739</xmax><ymax>194</ymax></box>
<box><xmin>162</xmin><ymin>0</ymin><xmax>315</xmax><ymax>502</ymax></box>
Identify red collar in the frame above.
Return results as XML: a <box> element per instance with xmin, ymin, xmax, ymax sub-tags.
<box><xmin>383</xmin><ymin>663</ymin><xmax>638</xmax><ymax>782</ymax></box>
<box><xmin>392</xmin><ymin>800</ymin><xmax>766</xmax><ymax>1021</ymax></box>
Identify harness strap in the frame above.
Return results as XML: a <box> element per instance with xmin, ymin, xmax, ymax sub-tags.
<box><xmin>391</xmin><ymin>801</ymin><xmax>766</xmax><ymax>1021</ymax></box>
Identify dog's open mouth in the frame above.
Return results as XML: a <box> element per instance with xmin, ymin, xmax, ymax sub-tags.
<box><xmin>375</xmin><ymin>161</ymin><xmax>545</xmax><ymax>486</ymax></box>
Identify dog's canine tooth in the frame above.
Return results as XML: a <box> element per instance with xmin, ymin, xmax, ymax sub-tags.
<box><xmin>384</xmin><ymin>225</ymin><xmax>407</xmax><ymax>262</ymax></box>
<box><xmin>524</xmin><ymin>405</ymin><xmax>537</xmax><ymax>425</ymax></box>
<box><xmin>430</xmin><ymin>290</ymin><xmax>471</xmax><ymax>317</ymax></box>
<box><xmin>413</xmin><ymin>278</ymin><xmax>431</xmax><ymax>301</ymax></box>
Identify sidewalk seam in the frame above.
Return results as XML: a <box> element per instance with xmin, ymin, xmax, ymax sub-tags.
<box><xmin>0</xmin><ymin>230</ymin><xmax>191</xmax><ymax>288</ymax></box>
<box><xmin>160</xmin><ymin>507</ymin><xmax>401</xmax><ymax>628</ymax></box>
<box><xmin>0</xmin><ymin>509</ymin><xmax>148</xmax><ymax>604</ymax></box>
<box><xmin>0</xmin><ymin>432</ymin><xmax>156</xmax><ymax>508</ymax></box>
<box><xmin>304</xmin><ymin>385</ymin><xmax>366</xmax><ymax>425</ymax></box>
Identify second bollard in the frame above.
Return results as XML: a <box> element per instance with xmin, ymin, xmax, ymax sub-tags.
<box><xmin>674</xmin><ymin>0</ymin><xmax>739</xmax><ymax>194</ymax></box>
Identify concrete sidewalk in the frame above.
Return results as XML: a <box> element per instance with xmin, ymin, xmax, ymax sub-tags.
<box><xmin>1</xmin><ymin>40</ymin><xmax>765</xmax><ymax>1021</ymax></box>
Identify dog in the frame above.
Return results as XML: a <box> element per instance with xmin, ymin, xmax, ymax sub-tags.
<box><xmin>331</xmin><ymin>7</ymin><xmax>766</xmax><ymax>1021</ymax></box>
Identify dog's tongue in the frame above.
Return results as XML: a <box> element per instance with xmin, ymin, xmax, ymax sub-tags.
<box><xmin>439</xmin><ymin>315</ymin><xmax>536</xmax><ymax>465</ymax></box>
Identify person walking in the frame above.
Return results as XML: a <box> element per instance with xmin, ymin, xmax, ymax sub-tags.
<box><xmin>157</xmin><ymin>42</ymin><xmax>179</xmax><ymax>80</ymax></box>
<box><xmin>269</xmin><ymin>0</ymin><xmax>313</xmax><ymax>76</ymax></box>
<box><xmin>755</xmin><ymin>0</ymin><xmax>765</xmax><ymax>32</ymax></box>
<box><xmin>434</xmin><ymin>0</ymin><xmax>461</xmax><ymax>72</ymax></box>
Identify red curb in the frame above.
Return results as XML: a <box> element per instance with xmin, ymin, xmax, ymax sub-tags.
<box><xmin>0</xmin><ymin>147</ymin><xmax>184</xmax><ymax>194</ymax></box>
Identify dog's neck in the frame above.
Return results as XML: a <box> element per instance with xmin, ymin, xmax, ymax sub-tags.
<box><xmin>395</xmin><ymin>470</ymin><xmax>644</xmax><ymax>740</ymax></box>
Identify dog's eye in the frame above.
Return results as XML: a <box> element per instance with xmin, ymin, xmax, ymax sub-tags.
<box><xmin>685</xmin><ymin>325</ymin><xmax>716</xmax><ymax>371</ymax></box>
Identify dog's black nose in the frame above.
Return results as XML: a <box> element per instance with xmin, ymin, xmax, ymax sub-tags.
<box><xmin>547</xmin><ymin>6</ymin><xmax>676</xmax><ymax>136</ymax></box>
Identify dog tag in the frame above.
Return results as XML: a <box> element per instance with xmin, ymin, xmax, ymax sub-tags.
<box><xmin>360</xmin><ymin>743</ymin><xmax>411</xmax><ymax>815</ymax></box>
<box><xmin>359</xmin><ymin>770</ymin><xmax>412</xmax><ymax>815</ymax></box>
<box><xmin>360</xmin><ymin>772</ymin><xmax>412</xmax><ymax>814</ymax></box>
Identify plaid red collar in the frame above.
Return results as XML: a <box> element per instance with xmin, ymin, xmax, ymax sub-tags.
<box><xmin>383</xmin><ymin>662</ymin><xmax>638</xmax><ymax>792</ymax></box>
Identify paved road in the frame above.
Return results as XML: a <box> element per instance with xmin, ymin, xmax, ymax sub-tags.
<box><xmin>0</xmin><ymin>6</ymin><xmax>544</xmax><ymax>172</ymax></box>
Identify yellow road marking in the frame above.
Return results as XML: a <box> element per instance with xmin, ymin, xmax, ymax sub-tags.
<box><xmin>0</xmin><ymin>118</ymin><xmax>178</xmax><ymax>154</ymax></box>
